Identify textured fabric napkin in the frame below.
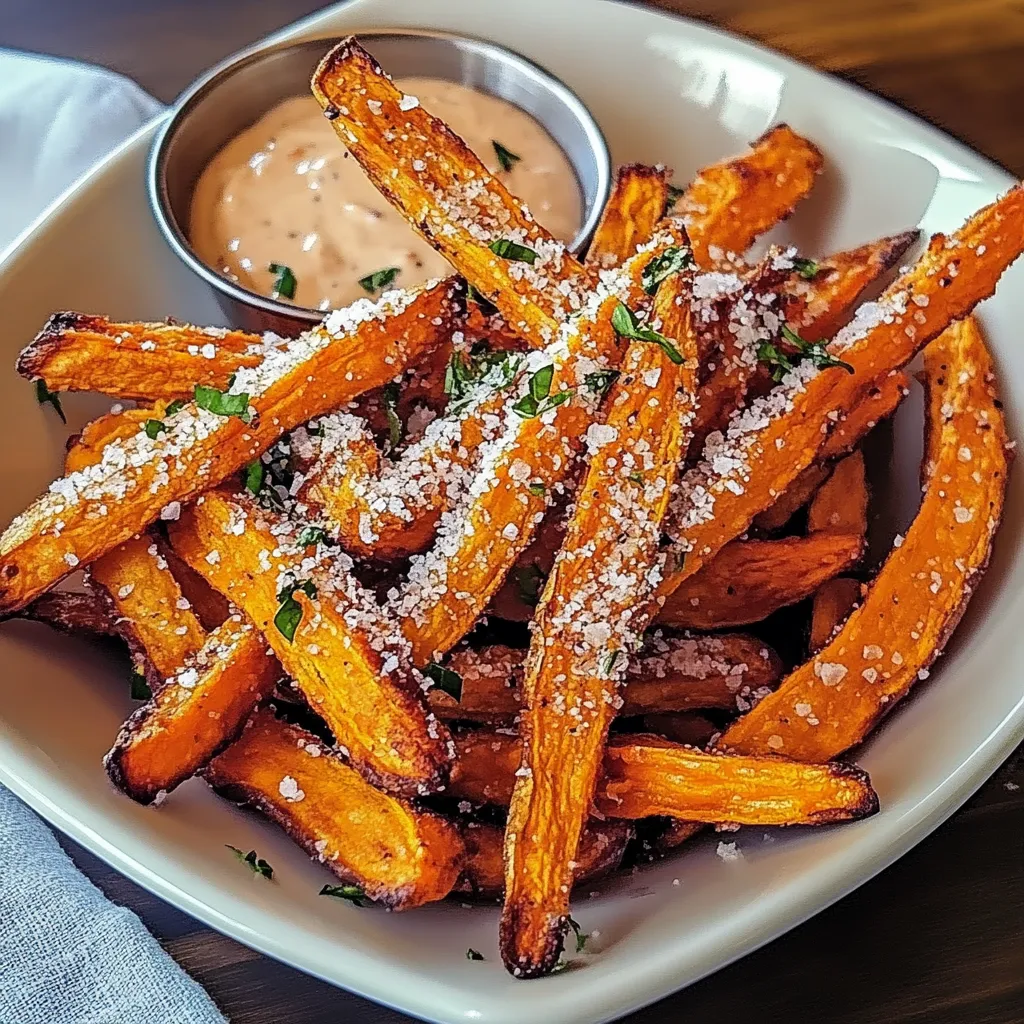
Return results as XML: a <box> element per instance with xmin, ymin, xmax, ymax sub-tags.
<box><xmin>0</xmin><ymin>49</ymin><xmax>226</xmax><ymax>1024</ymax></box>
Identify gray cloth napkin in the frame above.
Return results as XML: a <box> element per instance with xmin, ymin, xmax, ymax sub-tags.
<box><xmin>0</xmin><ymin>49</ymin><xmax>226</xmax><ymax>1024</ymax></box>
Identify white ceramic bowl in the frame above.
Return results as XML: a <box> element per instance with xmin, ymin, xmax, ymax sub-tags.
<box><xmin>0</xmin><ymin>1</ymin><xmax>1022</xmax><ymax>1023</ymax></box>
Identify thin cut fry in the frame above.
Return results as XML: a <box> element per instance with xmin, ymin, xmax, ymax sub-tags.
<box><xmin>168</xmin><ymin>490</ymin><xmax>453</xmax><ymax>796</ymax></box>
<box><xmin>428</xmin><ymin>635</ymin><xmax>782</xmax><ymax>721</ymax></box>
<box><xmin>105</xmin><ymin>617</ymin><xmax>280</xmax><ymax>803</ymax></box>
<box><xmin>659</xmin><ymin>186</ymin><xmax>1024</xmax><ymax>603</ymax></box>
<box><xmin>17</xmin><ymin>313</ymin><xmax>265</xmax><ymax>401</ymax></box>
<box><xmin>807</xmin><ymin>450</ymin><xmax>868</xmax><ymax>535</ymax></box>
<box><xmin>724</xmin><ymin>316</ymin><xmax>1010</xmax><ymax>760</ymax></box>
<box><xmin>0</xmin><ymin>279</ymin><xmax>462</xmax><ymax>612</ymax></box>
<box><xmin>502</xmin><ymin>271</ymin><xmax>698</xmax><ymax>977</ymax></box>
<box><xmin>674</xmin><ymin>125</ymin><xmax>823</xmax><ymax>266</ymax></box>
<box><xmin>657</xmin><ymin>533</ymin><xmax>863</xmax><ymax>630</ymax></box>
<box><xmin>809</xmin><ymin>577</ymin><xmax>862</xmax><ymax>652</ymax></box>
<box><xmin>587</xmin><ymin>164</ymin><xmax>670</xmax><ymax>270</ymax></box>
<box><xmin>204</xmin><ymin>709</ymin><xmax>465</xmax><ymax>910</ymax></box>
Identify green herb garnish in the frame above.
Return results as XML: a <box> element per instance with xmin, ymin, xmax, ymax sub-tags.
<box><xmin>488</xmin><ymin>238</ymin><xmax>538</xmax><ymax>264</ymax></box>
<box><xmin>34</xmin><ymin>380</ymin><xmax>66</xmax><ymax>424</ymax></box>
<box><xmin>466</xmin><ymin>948</ymin><xmax>486</xmax><ymax>961</ymax></box>
<box><xmin>243</xmin><ymin>459</ymin><xmax>264</xmax><ymax>495</ymax></box>
<box><xmin>662</xmin><ymin>182</ymin><xmax>685</xmax><ymax>218</ymax></box>
<box><xmin>194</xmin><ymin>384</ymin><xmax>252</xmax><ymax>422</ymax></box>
<box><xmin>144</xmin><ymin>418</ymin><xmax>166</xmax><ymax>440</ymax></box>
<box><xmin>465</xmin><ymin>282</ymin><xmax>497</xmax><ymax>314</ymax></box>
<box><xmin>274</xmin><ymin>580</ymin><xmax>317</xmax><ymax>642</ymax></box>
<box><xmin>269</xmin><ymin>262</ymin><xmax>297</xmax><ymax>300</ymax></box>
<box><xmin>492</xmin><ymin>140</ymin><xmax>521</xmax><ymax>172</ymax></box>
<box><xmin>528</xmin><ymin>482</ymin><xmax>546</xmax><ymax>497</ymax></box>
<box><xmin>641</xmin><ymin>246</ymin><xmax>693</xmax><ymax>295</ymax></box>
<box><xmin>781</xmin><ymin>324</ymin><xmax>854</xmax><ymax>375</ymax></box>
<box><xmin>628</xmin><ymin>470</ymin><xmax>644</xmax><ymax>484</ymax></box>
<box><xmin>444</xmin><ymin>347</ymin><xmax>522</xmax><ymax>412</ymax></box>
<box><xmin>165</xmin><ymin>399</ymin><xmax>186</xmax><ymax>416</ymax></box>
<box><xmin>515</xmin><ymin>563</ymin><xmax>546</xmax><ymax>606</ymax></box>
<box><xmin>600</xmin><ymin>650</ymin><xmax>622</xmax><ymax>676</ymax></box>
<box><xmin>610</xmin><ymin>302</ymin><xmax>684</xmax><ymax>365</ymax></box>
<box><xmin>512</xmin><ymin>365</ymin><xmax>571</xmax><ymax>418</ymax></box>
<box><xmin>227</xmin><ymin>845</ymin><xmax>274</xmax><ymax>879</ymax></box>
<box><xmin>792</xmin><ymin>257</ymin><xmax>819</xmax><ymax>280</ymax></box>
<box><xmin>320</xmin><ymin>883</ymin><xmax>371</xmax><ymax>906</ymax></box>
<box><xmin>130</xmin><ymin>670</ymin><xmax>151</xmax><ymax>701</ymax></box>
<box><xmin>358</xmin><ymin>266</ymin><xmax>400</xmax><ymax>294</ymax></box>
<box><xmin>582</xmin><ymin>369</ymin><xmax>619</xmax><ymax>398</ymax></box>
<box><xmin>756</xmin><ymin>339</ymin><xmax>796</xmax><ymax>383</ymax></box>
<box><xmin>297</xmin><ymin>525</ymin><xmax>329</xmax><ymax>548</ymax></box>
<box><xmin>424</xmin><ymin>662</ymin><xmax>463</xmax><ymax>701</ymax></box>
<box><xmin>567</xmin><ymin>916</ymin><xmax>589</xmax><ymax>953</ymax></box>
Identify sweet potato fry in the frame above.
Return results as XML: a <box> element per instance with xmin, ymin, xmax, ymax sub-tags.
<box><xmin>19</xmin><ymin>589</ymin><xmax>116</xmax><ymax>637</ymax></box>
<box><xmin>0</xmin><ymin>279</ymin><xmax>462</xmax><ymax>612</ymax></box>
<box><xmin>449</xmin><ymin>728</ymin><xmax>878</xmax><ymax>828</ymax></box>
<box><xmin>64</xmin><ymin>404</ymin><xmax>169</xmax><ymax>474</ymax></box>
<box><xmin>674</xmin><ymin>125</ymin><xmax>823</xmax><ymax>266</ymax></box>
<box><xmin>88</xmin><ymin>534</ymin><xmax>206</xmax><ymax>686</ymax></box>
<box><xmin>312</xmin><ymin>39</ymin><xmax>588</xmax><ymax>346</ymax></box>
<box><xmin>587</xmin><ymin>164</ymin><xmax>670</xmax><ymax>270</ymax></box>
<box><xmin>168</xmin><ymin>490</ymin><xmax>453</xmax><ymax>796</ymax></box>
<box><xmin>595</xmin><ymin>735</ymin><xmax>877</xmax><ymax>824</ymax></box>
<box><xmin>659</xmin><ymin>186</ymin><xmax>1024</xmax><ymax>603</ymax></box>
<box><xmin>809</xmin><ymin>577</ymin><xmax>862</xmax><ymax>652</ymax></box>
<box><xmin>456</xmin><ymin>821</ymin><xmax>631</xmax><ymax>900</ymax></box>
<box><xmin>807</xmin><ymin>450</ymin><xmax>868</xmax><ymax>536</ymax></box>
<box><xmin>428</xmin><ymin>635</ymin><xmax>782</xmax><ymax>721</ymax></box>
<box><xmin>204</xmin><ymin>709</ymin><xmax>465</xmax><ymax>909</ymax></box>
<box><xmin>105</xmin><ymin>616</ymin><xmax>280</xmax><ymax>803</ymax></box>
<box><xmin>658</xmin><ymin>533</ymin><xmax>863</xmax><ymax>630</ymax></box>
<box><xmin>723</xmin><ymin>316</ymin><xmax>1010</xmax><ymax>761</ymax></box>
<box><xmin>501</xmin><ymin>271</ymin><xmax>699</xmax><ymax>977</ymax></box>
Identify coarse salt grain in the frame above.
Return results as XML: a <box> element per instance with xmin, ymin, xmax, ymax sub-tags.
<box><xmin>279</xmin><ymin>775</ymin><xmax>305</xmax><ymax>802</ymax></box>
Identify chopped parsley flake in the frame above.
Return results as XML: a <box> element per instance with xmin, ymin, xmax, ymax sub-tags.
<box><xmin>227</xmin><ymin>845</ymin><xmax>274</xmax><ymax>879</ymax></box>
<box><xmin>243</xmin><ymin>459</ymin><xmax>264</xmax><ymax>495</ymax></box>
<box><xmin>662</xmin><ymin>182</ymin><xmax>685</xmax><ymax>218</ymax></box>
<box><xmin>528</xmin><ymin>482</ymin><xmax>546</xmax><ymax>497</ymax></box>
<box><xmin>297</xmin><ymin>525</ymin><xmax>329</xmax><ymax>548</ymax></box>
<box><xmin>513</xmin><ymin>364</ymin><xmax>571</xmax><ymax>418</ymax></box>
<box><xmin>269</xmin><ymin>262</ymin><xmax>296</xmax><ymax>300</ymax></box>
<box><xmin>610</xmin><ymin>302</ymin><xmax>683</xmax><ymax>364</ymax></box>
<box><xmin>165</xmin><ymin>399</ymin><xmax>186</xmax><ymax>416</ymax></box>
<box><xmin>582</xmin><ymin>369</ymin><xmax>619</xmax><ymax>398</ymax></box>
<box><xmin>424</xmin><ymin>662</ymin><xmax>463</xmax><ymax>701</ymax></box>
<box><xmin>600</xmin><ymin>650</ymin><xmax>622</xmax><ymax>676</ymax></box>
<box><xmin>320</xmin><ymin>883</ymin><xmax>371</xmax><ymax>906</ymax></box>
<box><xmin>492</xmin><ymin>140</ymin><xmax>521</xmax><ymax>172</ymax></box>
<box><xmin>194</xmin><ymin>384</ymin><xmax>252</xmax><ymax>422</ymax></box>
<box><xmin>488</xmin><ymin>238</ymin><xmax>538</xmax><ymax>264</ymax></box>
<box><xmin>358</xmin><ymin>266</ymin><xmax>400</xmax><ymax>294</ymax></box>
<box><xmin>568</xmin><ymin>916</ymin><xmax>589</xmax><ymax>953</ymax></box>
<box><xmin>641</xmin><ymin>246</ymin><xmax>693</xmax><ymax>294</ymax></box>
<box><xmin>444</xmin><ymin>346</ymin><xmax>522</xmax><ymax>413</ymax></box>
<box><xmin>759</xmin><ymin>324</ymin><xmax>855</xmax><ymax>382</ymax></box>
<box><xmin>144</xmin><ymin>418</ymin><xmax>166</xmax><ymax>440</ymax></box>
<box><xmin>274</xmin><ymin>580</ymin><xmax>316</xmax><ymax>642</ymax></box>
<box><xmin>34</xmin><ymin>380</ymin><xmax>66</xmax><ymax>424</ymax></box>
<box><xmin>792</xmin><ymin>257</ymin><xmax>819</xmax><ymax>280</ymax></box>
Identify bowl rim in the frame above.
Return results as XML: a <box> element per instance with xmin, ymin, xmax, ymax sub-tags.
<box><xmin>147</xmin><ymin>27</ymin><xmax>612</xmax><ymax>326</ymax></box>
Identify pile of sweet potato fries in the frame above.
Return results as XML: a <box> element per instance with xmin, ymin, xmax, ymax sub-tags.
<box><xmin>3</xmin><ymin>37</ymin><xmax>1019</xmax><ymax>977</ymax></box>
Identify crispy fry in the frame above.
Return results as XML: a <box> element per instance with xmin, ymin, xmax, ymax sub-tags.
<box><xmin>659</xmin><ymin>186</ymin><xmax>1024</xmax><ymax>602</ymax></box>
<box><xmin>312</xmin><ymin>39</ymin><xmax>588</xmax><ymax>346</ymax></box>
<box><xmin>674</xmin><ymin>125</ymin><xmax>823</xmax><ymax>266</ymax></box>
<box><xmin>19</xmin><ymin>589</ymin><xmax>117</xmax><ymax>637</ymax></box>
<box><xmin>809</xmin><ymin>577</ymin><xmax>862</xmax><ymax>652</ymax></box>
<box><xmin>587</xmin><ymin>164</ymin><xmax>670</xmax><ymax>270</ymax></box>
<box><xmin>64</xmin><ymin>404</ymin><xmax>169</xmax><ymax>474</ymax></box>
<box><xmin>658</xmin><ymin>534</ymin><xmax>863</xmax><ymax>630</ymax></box>
<box><xmin>456</xmin><ymin>821</ymin><xmax>631</xmax><ymax>900</ymax></box>
<box><xmin>88</xmin><ymin>534</ymin><xmax>206</xmax><ymax>687</ymax></box>
<box><xmin>168</xmin><ymin>490</ymin><xmax>453</xmax><ymax>795</ymax></box>
<box><xmin>105</xmin><ymin>617</ymin><xmax>280</xmax><ymax>803</ymax></box>
<box><xmin>596</xmin><ymin>734</ymin><xmax>876</xmax><ymax>824</ymax></box>
<box><xmin>501</xmin><ymin>271</ymin><xmax>699</xmax><ymax>977</ymax></box>
<box><xmin>17</xmin><ymin>313</ymin><xmax>264</xmax><ymax>401</ymax></box>
<box><xmin>807</xmin><ymin>450</ymin><xmax>868</xmax><ymax>535</ymax></box>
<box><xmin>724</xmin><ymin>316</ymin><xmax>1009</xmax><ymax>760</ymax></box>
<box><xmin>204</xmin><ymin>709</ymin><xmax>465</xmax><ymax>909</ymax></box>
<box><xmin>0</xmin><ymin>280</ymin><xmax>462</xmax><ymax>612</ymax></box>
<box><xmin>428</xmin><ymin>635</ymin><xmax>782</xmax><ymax>721</ymax></box>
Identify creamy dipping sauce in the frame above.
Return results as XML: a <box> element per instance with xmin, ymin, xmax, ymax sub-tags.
<box><xmin>189</xmin><ymin>78</ymin><xmax>582</xmax><ymax>310</ymax></box>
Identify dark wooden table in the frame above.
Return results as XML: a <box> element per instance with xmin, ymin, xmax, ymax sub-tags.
<box><xmin>4</xmin><ymin>2</ymin><xmax>1024</xmax><ymax>1021</ymax></box>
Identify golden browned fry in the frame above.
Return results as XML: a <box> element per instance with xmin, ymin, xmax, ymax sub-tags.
<box><xmin>312</xmin><ymin>39</ymin><xmax>588</xmax><ymax>347</ymax></box>
<box><xmin>657</xmin><ymin>533</ymin><xmax>863</xmax><ymax>630</ymax></box>
<box><xmin>501</xmin><ymin>271</ymin><xmax>699</xmax><ymax>978</ymax></box>
<box><xmin>455</xmin><ymin>820</ymin><xmax>632</xmax><ymax>900</ymax></box>
<box><xmin>595</xmin><ymin>735</ymin><xmax>877</xmax><ymax>824</ymax></box>
<box><xmin>64</xmin><ymin>404</ymin><xmax>169</xmax><ymax>474</ymax></box>
<box><xmin>88</xmin><ymin>534</ymin><xmax>207</xmax><ymax>687</ymax></box>
<box><xmin>204</xmin><ymin>709</ymin><xmax>465</xmax><ymax>909</ymax></box>
<box><xmin>753</xmin><ymin>372</ymin><xmax>908</xmax><ymax>532</ymax></box>
<box><xmin>427</xmin><ymin>635</ymin><xmax>782</xmax><ymax>722</ymax></box>
<box><xmin>587</xmin><ymin>164</ymin><xmax>670</xmax><ymax>270</ymax></box>
<box><xmin>724</xmin><ymin>316</ymin><xmax>1010</xmax><ymax>761</ymax></box>
<box><xmin>659</xmin><ymin>186</ymin><xmax>1024</xmax><ymax>603</ymax></box>
<box><xmin>105</xmin><ymin>617</ymin><xmax>280</xmax><ymax>803</ymax></box>
<box><xmin>807</xmin><ymin>449</ymin><xmax>868</xmax><ymax>536</ymax></box>
<box><xmin>0</xmin><ymin>279</ymin><xmax>462</xmax><ymax>612</ymax></box>
<box><xmin>809</xmin><ymin>577</ymin><xmax>862</xmax><ymax>652</ymax></box>
<box><xmin>449</xmin><ymin>728</ymin><xmax>878</xmax><ymax>828</ymax></box>
<box><xmin>17</xmin><ymin>313</ymin><xmax>265</xmax><ymax>401</ymax></box>
<box><xmin>168</xmin><ymin>489</ymin><xmax>453</xmax><ymax>796</ymax></box>
<box><xmin>674</xmin><ymin>125</ymin><xmax>823</xmax><ymax>266</ymax></box>
<box><xmin>19</xmin><ymin>590</ymin><xmax>117</xmax><ymax>637</ymax></box>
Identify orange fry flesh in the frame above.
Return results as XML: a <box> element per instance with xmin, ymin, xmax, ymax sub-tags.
<box><xmin>501</xmin><ymin>271</ymin><xmax>699</xmax><ymax>977</ymax></box>
<box><xmin>0</xmin><ymin>280</ymin><xmax>461</xmax><ymax>612</ymax></box>
<box><xmin>16</xmin><ymin>313</ymin><xmax>264</xmax><ymax>401</ymax></box>
<box><xmin>204</xmin><ymin>709</ymin><xmax>465</xmax><ymax>910</ymax></box>
<box><xmin>168</xmin><ymin>490</ymin><xmax>453</xmax><ymax>796</ymax></box>
<box><xmin>724</xmin><ymin>316</ymin><xmax>1010</xmax><ymax>761</ymax></box>
<box><xmin>105</xmin><ymin>617</ymin><xmax>280</xmax><ymax>803</ymax></box>
<box><xmin>807</xmin><ymin>449</ymin><xmax>868</xmax><ymax>536</ymax></box>
<box><xmin>587</xmin><ymin>164</ymin><xmax>670</xmax><ymax>270</ymax></box>
<box><xmin>657</xmin><ymin>533</ymin><xmax>864</xmax><ymax>630</ymax></box>
<box><xmin>810</xmin><ymin>576</ymin><xmax>863</xmax><ymax>652</ymax></box>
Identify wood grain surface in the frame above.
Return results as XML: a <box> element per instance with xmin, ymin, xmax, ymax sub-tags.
<box><xmin>3</xmin><ymin>2</ymin><xmax>1024</xmax><ymax>1022</ymax></box>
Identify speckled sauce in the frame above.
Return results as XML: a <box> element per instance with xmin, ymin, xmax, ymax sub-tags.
<box><xmin>188</xmin><ymin>77</ymin><xmax>582</xmax><ymax>311</ymax></box>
